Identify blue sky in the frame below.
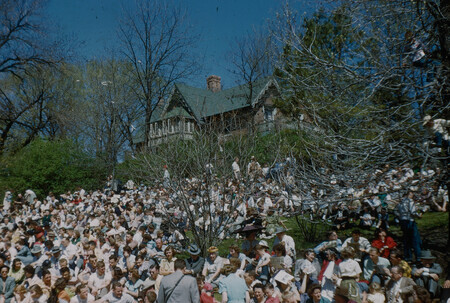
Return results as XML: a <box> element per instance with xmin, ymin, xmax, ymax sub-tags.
<box><xmin>47</xmin><ymin>0</ymin><xmax>320</xmax><ymax>88</ymax></box>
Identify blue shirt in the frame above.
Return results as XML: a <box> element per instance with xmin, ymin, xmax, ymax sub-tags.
<box><xmin>218</xmin><ymin>273</ymin><xmax>248</xmax><ymax>303</ymax></box>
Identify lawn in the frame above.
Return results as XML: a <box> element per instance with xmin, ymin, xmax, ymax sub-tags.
<box><xmin>214</xmin><ymin>211</ymin><xmax>449</xmax><ymax>258</ymax></box>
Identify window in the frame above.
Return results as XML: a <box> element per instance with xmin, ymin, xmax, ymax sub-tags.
<box><xmin>264</xmin><ymin>107</ymin><xmax>274</xmax><ymax>121</ymax></box>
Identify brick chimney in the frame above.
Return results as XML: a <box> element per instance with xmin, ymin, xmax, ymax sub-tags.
<box><xmin>207</xmin><ymin>75</ymin><xmax>221</xmax><ymax>92</ymax></box>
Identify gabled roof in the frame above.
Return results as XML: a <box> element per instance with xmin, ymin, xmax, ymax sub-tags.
<box><xmin>152</xmin><ymin>77</ymin><xmax>278</xmax><ymax>123</ymax></box>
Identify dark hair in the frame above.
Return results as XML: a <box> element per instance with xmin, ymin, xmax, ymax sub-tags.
<box><xmin>60</xmin><ymin>267</ymin><xmax>70</xmax><ymax>275</ymax></box>
<box><xmin>0</xmin><ymin>265</ymin><xmax>9</xmax><ymax>272</ymax></box>
<box><xmin>54</xmin><ymin>277</ymin><xmax>67</xmax><ymax>291</ymax></box>
<box><xmin>273</xmin><ymin>243</ymin><xmax>286</xmax><ymax>256</ymax></box>
<box><xmin>174</xmin><ymin>259</ymin><xmax>186</xmax><ymax>270</ymax></box>
<box><xmin>390</xmin><ymin>248</ymin><xmax>403</xmax><ymax>259</ymax></box>
<box><xmin>41</xmin><ymin>269</ymin><xmax>51</xmax><ymax>277</ymax></box>
<box><xmin>326</xmin><ymin>230</ymin><xmax>337</xmax><ymax>238</ymax></box>
<box><xmin>351</xmin><ymin>229</ymin><xmax>361</xmax><ymax>235</ymax></box>
<box><xmin>307</xmin><ymin>284</ymin><xmax>322</xmax><ymax>297</ymax></box>
<box><xmin>253</xmin><ymin>283</ymin><xmax>264</xmax><ymax>292</ymax></box>
<box><xmin>413</xmin><ymin>285</ymin><xmax>431</xmax><ymax>303</ymax></box>
<box><xmin>24</xmin><ymin>265</ymin><xmax>35</xmax><ymax>275</ymax></box>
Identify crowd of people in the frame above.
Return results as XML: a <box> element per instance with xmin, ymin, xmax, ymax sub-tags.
<box><xmin>0</xmin><ymin>157</ymin><xmax>448</xmax><ymax>303</ymax></box>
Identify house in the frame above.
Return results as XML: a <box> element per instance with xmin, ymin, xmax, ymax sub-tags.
<box><xmin>136</xmin><ymin>75</ymin><xmax>287</xmax><ymax>148</ymax></box>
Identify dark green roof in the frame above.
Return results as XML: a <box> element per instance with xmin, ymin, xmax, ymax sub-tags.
<box><xmin>154</xmin><ymin>77</ymin><xmax>277</xmax><ymax>123</ymax></box>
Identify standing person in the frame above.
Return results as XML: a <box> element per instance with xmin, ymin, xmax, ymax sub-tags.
<box><xmin>158</xmin><ymin>259</ymin><xmax>199</xmax><ymax>303</ymax></box>
<box><xmin>272</xmin><ymin>227</ymin><xmax>296</xmax><ymax>260</ymax></box>
<box><xmin>163</xmin><ymin>165</ymin><xmax>170</xmax><ymax>188</ymax></box>
<box><xmin>218</xmin><ymin>264</ymin><xmax>249</xmax><ymax>303</ymax></box>
<box><xmin>232</xmin><ymin>158</ymin><xmax>241</xmax><ymax>180</ymax></box>
<box><xmin>394</xmin><ymin>191</ymin><xmax>422</xmax><ymax>262</ymax></box>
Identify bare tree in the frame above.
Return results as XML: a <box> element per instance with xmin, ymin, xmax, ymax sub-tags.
<box><xmin>127</xmin><ymin>114</ymin><xmax>285</xmax><ymax>253</ymax></box>
<box><xmin>266</xmin><ymin>0</ymin><xmax>450</xmax><ymax>243</ymax></box>
<box><xmin>0</xmin><ymin>64</ymin><xmax>79</xmax><ymax>156</ymax></box>
<box><xmin>79</xmin><ymin>59</ymin><xmax>140</xmax><ymax>175</ymax></box>
<box><xmin>0</xmin><ymin>0</ymin><xmax>60</xmax><ymax>77</ymax></box>
<box><xmin>118</xmin><ymin>0</ymin><xmax>199</xmax><ymax>149</ymax></box>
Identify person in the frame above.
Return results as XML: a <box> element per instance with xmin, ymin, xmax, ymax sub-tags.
<box><xmin>102</xmin><ymin>281</ymin><xmax>136</xmax><ymax>303</ymax></box>
<box><xmin>185</xmin><ymin>244</ymin><xmax>205</xmax><ymax>276</ymax></box>
<box><xmin>341</xmin><ymin>230</ymin><xmax>371</xmax><ymax>262</ymax></box>
<box><xmin>8</xmin><ymin>259</ymin><xmax>24</xmax><ymax>285</ymax></box>
<box><xmin>394</xmin><ymin>191</ymin><xmax>422</xmax><ymax>262</ymax></box>
<box><xmin>218</xmin><ymin>264</ymin><xmax>249</xmax><ymax>303</ymax></box>
<box><xmin>367</xmin><ymin>282</ymin><xmax>384</xmax><ymax>303</ymax></box>
<box><xmin>371</xmin><ymin>228</ymin><xmax>397</xmax><ymax>259</ymax></box>
<box><xmin>50</xmin><ymin>277</ymin><xmax>70</xmax><ymax>303</ymax></box>
<box><xmin>70</xmin><ymin>284</ymin><xmax>96</xmax><ymax>303</ymax></box>
<box><xmin>163</xmin><ymin>165</ymin><xmax>170</xmax><ymax>188</ymax></box>
<box><xmin>385</xmin><ymin>266</ymin><xmax>416</xmax><ymax>303</ymax></box>
<box><xmin>306</xmin><ymin>284</ymin><xmax>330</xmax><ymax>303</ymax></box>
<box><xmin>388</xmin><ymin>248</ymin><xmax>412</xmax><ymax>278</ymax></box>
<box><xmin>411</xmin><ymin>250</ymin><xmax>442</xmax><ymax>298</ymax></box>
<box><xmin>124</xmin><ymin>269</ymin><xmax>145</xmax><ymax>299</ymax></box>
<box><xmin>254</xmin><ymin>243</ymin><xmax>271</xmax><ymax>284</ymax></box>
<box><xmin>264</xmin><ymin>284</ymin><xmax>280</xmax><ymax>303</ymax></box>
<box><xmin>10</xmin><ymin>285</ymin><xmax>27</xmax><ymax>303</ymax></box>
<box><xmin>241</xmin><ymin>231</ymin><xmax>259</xmax><ymax>258</ymax></box>
<box><xmin>335</xmin><ymin>247</ymin><xmax>361</xmax><ymax>303</ymax></box>
<box><xmin>232</xmin><ymin>158</ymin><xmax>241</xmax><ymax>180</ymax></box>
<box><xmin>158</xmin><ymin>259</ymin><xmax>200</xmax><ymax>303</ymax></box>
<box><xmin>202</xmin><ymin>246</ymin><xmax>224</xmax><ymax>287</ymax></box>
<box><xmin>294</xmin><ymin>249</ymin><xmax>321</xmax><ymax>285</ymax></box>
<box><xmin>199</xmin><ymin>282</ymin><xmax>214</xmax><ymax>303</ymax></box>
<box><xmin>272</xmin><ymin>227</ymin><xmax>296</xmax><ymax>259</ymax></box>
<box><xmin>363</xmin><ymin>247</ymin><xmax>390</xmax><ymax>285</ymax></box>
<box><xmin>273</xmin><ymin>244</ymin><xmax>293</xmax><ymax>274</ymax></box>
<box><xmin>251</xmin><ymin>283</ymin><xmax>265</xmax><ymax>303</ymax></box>
<box><xmin>0</xmin><ymin>265</ymin><xmax>15</xmax><ymax>303</ymax></box>
<box><xmin>87</xmin><ymin>260</ymin><xmax>111</xmax><ymax>299</ymax></box>
<box><xmin>313</xmin><ymin>231</ymin><xmax>342</xmax><ymax>263</ymax></box>
<box><xmin>159</xmin><ymin>246</ymin><xmax>177</xmax><ymax>276</ymax></box>
<box><xmin>28</xmin><ymin>284</ymin><xmax>48</xmax><ymax>303</ymax></box>
<box><xmin>318</xmin><ymin>248</ymin><xmax>340</xmax><ymax>302</ymax></box>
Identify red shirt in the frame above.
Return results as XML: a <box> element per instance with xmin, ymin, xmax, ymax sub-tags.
<box><xmin>371</xmin><ymin>236</ymin><xmax>397</xmax><ymax>258</ymax></box>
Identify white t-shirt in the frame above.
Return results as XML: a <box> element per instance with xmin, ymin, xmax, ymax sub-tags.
<box><xmin>70</xmin><ymin>294</ymin><xmax>95</xmax><ymax>303</ymax></box>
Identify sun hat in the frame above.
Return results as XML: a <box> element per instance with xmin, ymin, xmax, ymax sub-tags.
<box><xmin>274</xmin><ymin>226</ymin><xmax>287</xmax><ymax>234</ymax></box>
<box><xmin>207</xmin><ymin>246</ymin><xmax>219</xmax><ymax>253</ymax></box>
<box><xmin>258</xmin><ymin>240</ymin><xmax>269</xmax><ymax>248</ymax></box>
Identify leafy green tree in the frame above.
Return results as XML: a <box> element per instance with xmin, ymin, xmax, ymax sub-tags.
<box><xmin>0</xmin><ymin>139</ymin><xmax>105</xmax><ymax>198</ymax></box>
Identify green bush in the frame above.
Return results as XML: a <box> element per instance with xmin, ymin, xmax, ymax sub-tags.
<box><xmin>0</xmin><ymin>139</ymin><xmax>106</xmax><ymax>198</ymax></box>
